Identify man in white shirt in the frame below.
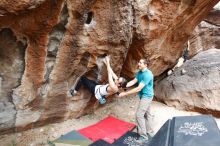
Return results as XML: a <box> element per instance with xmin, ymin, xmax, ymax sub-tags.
<box><xmin>70</xmin><ymin>56</ymin><xmax>127</xmax><ymax>104</ymax></box>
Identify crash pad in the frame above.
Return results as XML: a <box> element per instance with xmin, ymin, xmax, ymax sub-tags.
<box><xmin>51</xmin><ymin>130</ymin><xmax>92</xmax><ymax>146</ymax></box>
<box><xmin>78</xmin><ymin>116</ymin><xmax>136</xmax><ymax>143</ymax></box>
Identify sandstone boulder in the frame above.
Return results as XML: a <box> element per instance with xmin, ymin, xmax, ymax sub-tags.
<box><xmin>155</xmin><ymin>49</ymin><xmax>220</xmax><ymax>117</ymax></box>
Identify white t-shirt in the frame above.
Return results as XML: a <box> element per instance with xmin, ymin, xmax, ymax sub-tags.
<box><xmin>94</xmin><ymin>84</ymin><xmax>110</xmax><ymax>100</ymax></box>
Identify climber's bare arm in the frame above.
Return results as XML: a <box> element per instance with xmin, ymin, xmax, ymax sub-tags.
<box><xmin>105</xmin><ymin>57</ymin><xmax>119</xmax><ymax>93</ymax></box>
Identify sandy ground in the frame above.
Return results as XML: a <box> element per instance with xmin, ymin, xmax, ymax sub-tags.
<box><xmin>1</xmin><ymin>96</ymin><xmax>220</xmax><ymax>146</ymax></box>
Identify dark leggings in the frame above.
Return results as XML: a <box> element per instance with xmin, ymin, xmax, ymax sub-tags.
<box><xmin>75</xmin><ymin>76</ymin><xmax>98</xmax><ymax>93</ymax></box>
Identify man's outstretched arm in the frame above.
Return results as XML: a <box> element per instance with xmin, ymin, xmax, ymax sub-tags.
<box><xmin>126</xmin><ymin>78</ymin><xmax>138</xmax><ymax>88</ymax></box>
<box><xmin>119</xmin><ymin>82</ymin><xmax>144</xmax><ymax>97</ymax></box>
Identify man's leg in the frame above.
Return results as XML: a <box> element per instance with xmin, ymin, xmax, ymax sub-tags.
<box><xmin>136</xmin><ymin>98</ymin><xmax>152</xmax><ymax>140</ymax></box>
<box><xmin>70</xmin><ymin>76</ymin><xmax>83</xmax><ymax>96</ymax></box>
<box><xmin>76</xmin><ymin>76</ymin><xmax>97</xmax><ymax>93</ymax></box>
<box><xmin>74</xmin><ymin>77</ymin><xmax>83</xmax><ymax>92</ymax></box>
<box><xmin>144</xmin><ymin>103</ymin><xmax>154</xmax><ymax>137</ymax></box>
<box><xmin>71</xmin><ymin>76</ymin><xmax>97</xmax><ymax>96</ymax></box>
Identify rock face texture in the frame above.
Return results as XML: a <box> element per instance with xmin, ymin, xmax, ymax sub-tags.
<box><xmin>0</xmin><ymin>0</ymin><xmax>219</xmax><ymax>134</ymax></box>
<box><xmin>0</xmin><ymin>0</ymin><xmax>46</xmax><ymax>16</ymax></box>
<box><xmin>155</xmin><ymin>49</ymin><xmax>220</xmax><ymax>117</ymax></box>
<box><xmin>190</xmin><ymin>8</ymin><xmax>220</xmax><ymax>57</ymax></box>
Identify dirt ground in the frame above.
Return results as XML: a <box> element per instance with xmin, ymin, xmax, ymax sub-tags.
<box><xmin>1</xmin><ymin>95</ymin><xmax>220</xmax><ymax>146</ymax></box>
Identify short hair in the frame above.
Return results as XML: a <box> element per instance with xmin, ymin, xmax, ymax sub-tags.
<box><xmin>140</xmin><ymin>58</ymin><xmax>149</xmax><ymax>66</ymax></box>
<box><xmin>119</xmin><ymin>77</ymin><xmax>127</xmax><ymax>88</ymax></box>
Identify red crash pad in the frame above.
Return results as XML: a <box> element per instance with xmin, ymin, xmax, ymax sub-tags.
<box><xmin>78</xmin><ymin>116</ymin><xmax>136</xmax><ymax>144</ymax></box>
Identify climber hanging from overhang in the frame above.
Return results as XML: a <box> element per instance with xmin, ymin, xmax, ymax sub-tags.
<box><xmin>69</xmin><ymin>55</ymin><xmax>127</xmax><ymax>104</ymax></box>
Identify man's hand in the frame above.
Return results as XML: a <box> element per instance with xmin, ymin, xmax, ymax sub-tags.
<box><xmin>104</xmin><ymin>56</ymin><xmax>111</xmax><ymax>66</ymax></box>
<box><xmin>103</xmin><ymin>57</ymin><xmax>107</xmax><ymax>65</ymax></box>
<box><xmin>119</xmin><ymin>92</ymin><xmax>127</xmax><ymax>97</ymax></box>
<box><xmin>105</xmin><ymin>55</ymin><xmax>110</xmax><ymax>63</ymax></box>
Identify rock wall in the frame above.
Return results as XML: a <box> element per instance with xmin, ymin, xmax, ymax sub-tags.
<box><xmin>189</xmin><ymin>8</ymin><xmax>220</xmax><ymax>57</ymax></box>
<box><xmin>0</xmin><ymin>0</ymin><xmax>219</xmax><ymax>134</ymax></box>
<box><xmin>0</xmin><ymin>0</ymin><xmax>46</xmax><ymax>15</ymax></box>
